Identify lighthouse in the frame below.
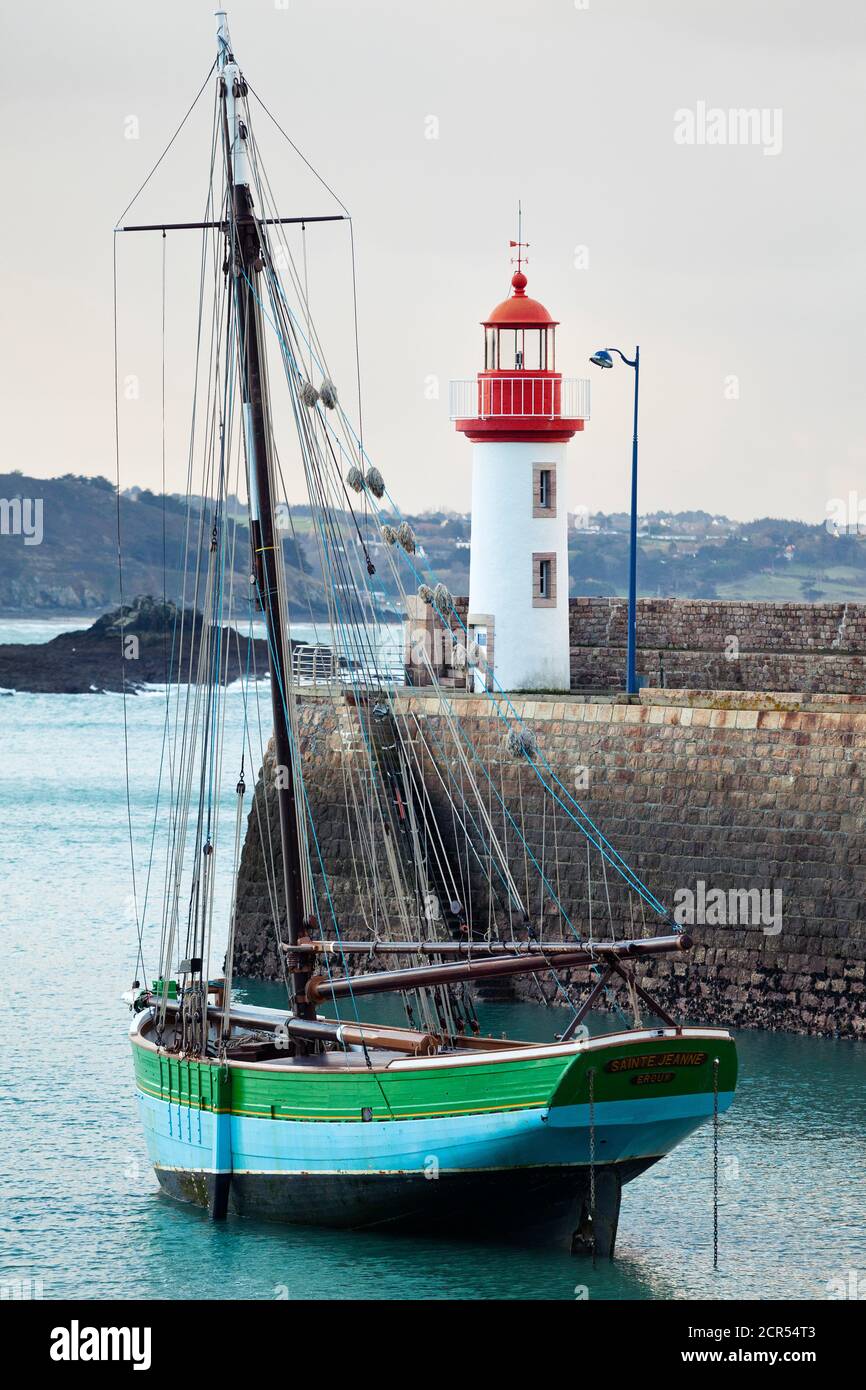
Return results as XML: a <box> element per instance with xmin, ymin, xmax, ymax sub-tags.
<box><xmin>451</xmin><ymin>252</ymin><xmax>589</xmax><ymax>691</ymax></box>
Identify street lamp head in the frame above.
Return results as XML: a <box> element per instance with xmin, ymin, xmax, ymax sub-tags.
<box><xmin>589</xmin><ymin>349</ymin><xmax>614</xmax><ymax>369</ymax></box>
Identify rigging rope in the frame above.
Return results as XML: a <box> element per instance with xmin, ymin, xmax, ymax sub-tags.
<box><xmin>115</xmin><ymin>59</ymin><xmax>218</xmax><ymax>228</ymax></box>
<box><xmin>115</xmin><ymin>49</ymin><xmax>672</xmax><ymax>1057</ymax></box>
<box><xmin>113</xmin><ymin>236</ymin><xmax>143</xmax><ymax>983</ymax></box>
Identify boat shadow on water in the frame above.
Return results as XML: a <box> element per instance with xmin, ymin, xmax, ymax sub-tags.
<box><xmin>145</xmin><ymin>1183</ymin><xmax>680</xmax><ymax>1301</ymax></box>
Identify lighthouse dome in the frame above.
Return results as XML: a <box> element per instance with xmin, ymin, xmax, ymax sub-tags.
<box><xmin>483</xmin><ymin>271</ymin><xmax>559</xmax><ymax>328</ymax></box>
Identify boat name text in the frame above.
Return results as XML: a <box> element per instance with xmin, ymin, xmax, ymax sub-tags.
<box><xmin>605</xmin><ymin>1051</ymin><xmax>708</xmax><ymax>1073</ymax></box>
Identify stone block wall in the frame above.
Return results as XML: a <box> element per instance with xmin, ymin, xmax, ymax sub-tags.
<box><xmin>232</xmin><ymin>688</ymin><xmax>866</xmax><ymax>1039</ymax></box>
<box><xmin>402</xmin><ymin>596</ymin><xmax>866</xmax><ymax>694</ymax></box>
<box><xmin>571</xmin><ymin>597</ymin><xmax>866</xmax><ymax>693</ymax></box>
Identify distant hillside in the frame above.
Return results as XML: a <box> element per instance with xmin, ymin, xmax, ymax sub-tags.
<box><xmin>2</xmin><ymin>473</ymin><xmax>866</xmax><ymax>615</ymax></box>
<box><xmin>0</xmin><ymin>473</ymin><xmax>332</xmax><ymax>618</ymax></box>
<box><xmin>395</xmin><ymin>506</ymin><xmax>866</xmax><ymax>605</ymax></box>
<box><xmin>567</xmin><ymin>510</ymin><xmax>866</xmax><ymax>603</ymax></box>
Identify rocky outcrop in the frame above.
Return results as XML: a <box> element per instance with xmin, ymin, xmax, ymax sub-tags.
<box><xmin>0</xmin><ymin>596</ymin><xmax>270</xmax><ymax>693</ymax></box>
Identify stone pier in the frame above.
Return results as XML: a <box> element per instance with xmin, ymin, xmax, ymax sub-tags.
<box><xmin>233</xmin><ymin>686</ymin><xmax>866</xmax><ymax>1040</ymax></box>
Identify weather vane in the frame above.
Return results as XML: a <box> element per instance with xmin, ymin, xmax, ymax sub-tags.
<box><xmin>509</xmin><ymin>200</ymin><xmax>529</xmax><ymax>275</ymax></box>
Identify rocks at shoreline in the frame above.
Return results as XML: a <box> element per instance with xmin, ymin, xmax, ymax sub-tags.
<box><xmin>0</xmin><ymin>595</ymin><xmax>273</xmax><ymax>694</ymax></box>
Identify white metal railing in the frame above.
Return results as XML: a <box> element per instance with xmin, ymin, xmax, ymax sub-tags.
<box><xmin>290</xmin><ymin>641</ymin><xmax>408</xmax><ymax>688</ymax></box>
<box><xmin>449</xmin><ymin>376</ymin><xmax>590</xmax><ymax>421</ymax></box>
<box><xmin>292</xmin><ymin>644</ymin><xmax>336</xmax><ymax>683</ymax></box>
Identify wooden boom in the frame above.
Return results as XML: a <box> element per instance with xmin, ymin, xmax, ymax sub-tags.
<box><xmin>304</xmin><ymin>932</ymin><xmax>691</xmax><ymax>1005</ymax></box>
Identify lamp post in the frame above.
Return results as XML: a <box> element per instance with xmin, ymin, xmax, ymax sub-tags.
<box><xmin>589</xmin><ymin>345</ymin><xmax>640</xmax><ymax>695</ymax></box>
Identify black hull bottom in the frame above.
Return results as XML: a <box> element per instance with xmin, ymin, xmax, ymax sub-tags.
<box><xmin>155</xmin><ymin>1160</ymin><xmax>657</xmax><ymax>1253</ymax></box>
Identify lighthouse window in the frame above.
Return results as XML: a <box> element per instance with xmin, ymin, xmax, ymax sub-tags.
<box><xmin>497</xmin><ymin>329</ymin><xmax>517</xmax><ymax>369</ymax></box>
<box><xmin>484</xmin><ymin>325</ymin><xmax>556</xmax><ymax>372</ymax></box>
<box><xmin>485</xmin><ymin>327</ymin><xmax>497</xmax><ymax>370</ymax></box>
<box><xmin>533</xmin><ymin>552</ymin><xmax>557</xmax><ymax>608</ymax></box>
<box><xmin>533</xmin><ymin>464</ymin><xmax>557</xmax><ymax>517</ymax></box>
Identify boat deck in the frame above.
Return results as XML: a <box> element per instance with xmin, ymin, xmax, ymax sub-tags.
<box><xmin>287</xmin><ymin>1047</ymin><xmax>413</xmax><ymax>1068</ymax></box>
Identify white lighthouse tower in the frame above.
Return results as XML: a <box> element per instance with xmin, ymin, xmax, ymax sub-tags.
<box><xmin>451</xmin><ymin>252</ymin><xmax>589</xmax><ymax>691</ymax></box>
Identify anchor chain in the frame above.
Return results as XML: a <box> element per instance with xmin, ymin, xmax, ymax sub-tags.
<box><xmin>588</xmin><ymin>1066</ymin><xmax>597</xmax><ymax>1265</ymax></box>
<box><xmin>712</xmin><ymin>1055</ymin><xmax>720</xmax><ymax>1270</ymax></box>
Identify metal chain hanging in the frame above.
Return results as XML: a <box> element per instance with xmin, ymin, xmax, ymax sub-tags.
<box><xmin>713</xmin><ymin>1055</ymin><xmax>720</xmax><ymax>1269</ymax></box>
<box><xmin>588</xmin><ymin>1065</ymin><xmax>597</xmax><ymax>1266</ymax></box>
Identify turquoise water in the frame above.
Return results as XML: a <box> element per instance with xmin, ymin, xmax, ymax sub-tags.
<box><xmin>2</xmin><ymin>677</ymin><xmax>865</xmax><ymax>1300</ymax></box>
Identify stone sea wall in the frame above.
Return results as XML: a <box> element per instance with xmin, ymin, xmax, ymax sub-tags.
<box><xmin>402</xmin><ymin>596</ymin><xmax>866</xmax><ymax>693</ymax></box>
<box><xmin>569</xmin><ymin>597</ymin><xmax>866</xmax><ymax>694</ymax></box>
<box><xmin>233</xmin><ymin>687</ymin><xmax>866</xmax><ymax>1039</ymax></box>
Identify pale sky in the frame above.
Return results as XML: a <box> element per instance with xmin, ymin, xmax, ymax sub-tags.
<box><xmin>3</xmin><ymin>0</ymin><xmax>865</xmax><ymax>523</ymax></box>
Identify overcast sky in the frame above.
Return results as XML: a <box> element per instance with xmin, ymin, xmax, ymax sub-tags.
<box><xmin>3</xmin><ymin>0</ymin><xmax>864</xmax><ymax>523</ymax></box>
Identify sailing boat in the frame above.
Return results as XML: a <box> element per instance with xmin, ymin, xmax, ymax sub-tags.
<box><xmin>122</xmin><ymin>12</ymin><xmax>736</xmax><ymax>1256</ymax></box>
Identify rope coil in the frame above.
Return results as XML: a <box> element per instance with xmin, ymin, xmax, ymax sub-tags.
<box><xmin>364</xmin><ymin>465</ymin><xmax>385</xmax><ymax>498</ymax></box>
<box><xmin>507</xmin><ymin>728</ymin><xmax>537</xmax><ymax>760</ymax></box>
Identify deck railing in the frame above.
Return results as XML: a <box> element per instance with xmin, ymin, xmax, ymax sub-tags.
<box><xmin>449</xmin><ymin>376</ymin><xmax>590</xmax><ymax>421</ymax></box>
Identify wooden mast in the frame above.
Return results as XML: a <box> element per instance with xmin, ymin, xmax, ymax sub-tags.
<box><xmin>216</xmin><ymin>12</ymin><xmax>312</xmax><ymax>1019</ymax></box>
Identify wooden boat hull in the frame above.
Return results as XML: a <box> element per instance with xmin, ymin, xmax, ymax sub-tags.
<box><xmin>154</xmin><ymin>1162</ymin><xmax>660</xmax><ymax>1246</ymax></box>
<box><xmin>130</xmin><ymin>1009</ymin><xmax>736</xmax><ymax>1247</ymax></box>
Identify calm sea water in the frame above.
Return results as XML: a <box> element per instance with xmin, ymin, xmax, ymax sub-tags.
<box><xmin>0</xmin><ymin>616</ymin><xmax>88</xmax><ymax>646</ymax></box>
<box><xmin>1</xmin><ymin>640</ymin><xmax>864</xmax><ymax>1300</ymax></box>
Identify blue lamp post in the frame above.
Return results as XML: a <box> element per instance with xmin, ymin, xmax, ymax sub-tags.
<box><xmin>589</xmin><ymin>345</ymin><xmax>640</xmax><ymax>695</ymax></box>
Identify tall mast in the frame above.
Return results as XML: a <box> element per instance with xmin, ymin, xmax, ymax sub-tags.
<box><xmin>216</xmin><ymin>11</ymin><xmax>312</xmax><ymax>1018</ymax></box>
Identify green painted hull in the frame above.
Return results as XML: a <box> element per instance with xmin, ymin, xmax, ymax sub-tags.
<box><xmin>131</xmin><ymin>1009</ymin><xmax>736</xmax><ymax>1243</ymax></box>
<box><xmin>132</xmin><ymin>1028</ymin><xmax>737</xmax><ymax>1123</ymax></box>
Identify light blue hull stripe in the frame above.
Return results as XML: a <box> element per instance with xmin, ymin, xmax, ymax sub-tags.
<box><xmin>137</xmin><ymin>1089</ymin><xmax>734</xmax><ymax>1177</ymax></box>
